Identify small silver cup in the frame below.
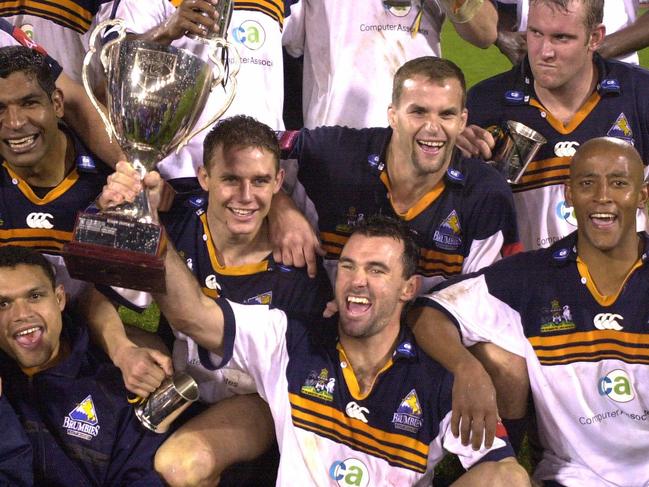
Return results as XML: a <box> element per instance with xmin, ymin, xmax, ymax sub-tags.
<box><xmin>488</xmin><ymin>120</ymin><xmax>547</xmax><ymax>184</ymax></box>
<box><xmin>134</xmin><ymin>373</ymin><xmax>199</xmax><ymax>433</ymax></box>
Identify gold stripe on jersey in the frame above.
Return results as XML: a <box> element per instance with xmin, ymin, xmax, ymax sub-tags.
<box><xmin>380</xmin><ymin>172</ymin><xmax>445</xmax><ymax>221</ymax></box>
<box><xmin>289</xmin><ymin>393</ymin><xmax>429</xmax><ymax>472</ymax></box>
<box><xmin>338</xmin><ymin>344</ymin><xmax>394</xmax><ymax>400</ymax></box>
<box><xmin>530</xmin><ymin>330</ymin><xmax>649</xmax><ymax>365</ymax></box>
<box><xmin>577</xmin><ymin>256</ymin><xmax>643</xmax><ymax>307</ymax></box>
<box><xmin>513</xmin><ymin>156</ymin><xmax>570</xmax><ymax>192</ymax></box>
<box><xmin>529</xmin><ymin>91</ymin><xmax>601</xmax><ymax>135</ymax></box>
<box><xmin>0</xmin><ymin>228</ymin><xmax>72</xmax><ymax>251</ymax></box>
<box><xmin>0</xmin><ymin>0</ymin><xmax>94</xmax><ymax>33</ymax></box>
<box><xmin>199</xmin><ymin>213</ymin><xmax>269</xmax><ymax>275</ymax></box>
<box><xmin>419</xmin><ymin>248</ymin><xmax>463</xmax><ymax>276</ymax></box>
<box><xmin>3</xmin><ymin>162</ymin><xmax>80</xmax><ymax>205</ymax></box>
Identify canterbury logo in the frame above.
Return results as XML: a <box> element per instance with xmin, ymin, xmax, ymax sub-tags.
<box><xmin>26</xmin><ymin>212</ymin><xmax>54</xmax><ymax>229</ymax></box>
<box><xmin>345</xmin><ymin>401</ymin><xmax>369</xmax><ymax>423</ymax></box>
<box><xmin>554</xmin><ymin>141</ymin><xmax>580</xmax><ymax>158</ymax></box>
<box><xmin>593</xmin><ymin>313</ymin><xmax>624</xmax><ymax>331</ymax></box>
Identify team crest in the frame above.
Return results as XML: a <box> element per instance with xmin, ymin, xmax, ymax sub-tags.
<box><xmin>433</xmin><ymin>210</ymin><xmax>462</xmax><ymax>250</ymax></box>
<box><xmin>540</xmin><ymin>300</ymin><xmax>575</xmax><ymax>333</ymax></box>
<box><xmin>301</xmin><ymin>369</ymin><xmax>335</xmax><ymax>402</ymax></box>
<box><xmin>392</xmin><ymin>389</ymin><xmax>423</xmax><ymax>433</ymax></box>
<box><xmin>336</xmin><ymin>207</ymin><xmax>365</xmax><ymax>234</ymax></box>
<box><xmin>62</xmin><ymin>395</ymin><xmax>100</xmax><ymax>440</ymax></box>
<box><xmin>244</xmin><ymin>291</ymin><xmax>272</xmax><ymax>305</ymax></box>
<box><xmin>607</xmin><ymin>113</ymin><xmax>634</xmax><ymax>144</ymax></box>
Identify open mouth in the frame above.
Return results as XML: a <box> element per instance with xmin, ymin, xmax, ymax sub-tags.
<box><xmin>346</xmin><ymin>295</ymin><xmax>372</xmax><ymax>315</ymax></box>
<box><xmin>14</xmin><ymin>325</ymin><xmax>44</xmax><ymax>349</ymax></box>
<box><xmin>5</xmin><ymin>134</ymin><xmax>38</xmax><ymax>153</ymax></box>
<box><xmin>590</xmin><ymin>212</ymin><xmax>617</xmax><ymax>228</ymax></box>
<box><xmin>417</xmin><ymin>139</ymin><xmax>444</xmax><ymax>153</ymax></box>
<box><xmin>228</xmin><ymin>207</ymin><xmax>256</xmax><ymax>217</ymax></box>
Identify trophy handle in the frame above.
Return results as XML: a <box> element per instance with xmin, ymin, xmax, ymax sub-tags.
<box><xmin>175</xmin><ymin>39</ymin><xmax>241</xmax><ymax>154</ymax></box>
<box><xmin>82</xmin><ymin>19</ymin><xmax>128</xmax><ymax>143</ymax></box>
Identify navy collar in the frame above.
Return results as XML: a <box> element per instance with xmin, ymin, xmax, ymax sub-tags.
<box><xmin>549</xmin><ymin>231</ymin><xmax>649</xmax><ymax>266</ymax></box>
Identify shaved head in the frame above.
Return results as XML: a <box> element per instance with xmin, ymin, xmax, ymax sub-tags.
<box><xmin>570</xmin><ymin>137</ymin><xmax>645</xmax><ymax>183</ymax></box>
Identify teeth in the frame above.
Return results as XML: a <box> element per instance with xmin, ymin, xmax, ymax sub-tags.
<box><xmin>230</xmin><ymin>208</ymin><xmax>254</xmax><ymax>216</ymax></box>
<box><xmin>15</xmin><ymin>326</ymin><xmax>40</xmax><ymax>337</ymax></box>
<box><xmin>418</xmin><ymin>140</ymin><xmax>443</xmax><ymax>148</ymax></box>
<box><xmin>591</xmin><ymin>213</ymin><xmax>615</xmax><ymax>220</ymax></box>
<box><xmin>347</xmin><ymin>296</ymin><xmax>369</xmax><ymax>304</ymax></box>
<box><xmin>7</xmin><ymin>135</ymin><xmax>36</xmax><ymax>149</ymax></box>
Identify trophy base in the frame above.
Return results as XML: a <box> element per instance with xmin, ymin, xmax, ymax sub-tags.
<box><xmin>63</xmin><ymin>212</ymin><xmax>167</xmax><ymax>293</ymax></box>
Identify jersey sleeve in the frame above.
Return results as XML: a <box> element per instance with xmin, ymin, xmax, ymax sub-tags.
<box><xmin>0</xmin><ymin>396</ymin><xmax>33</xmax><ymax>487</ymax></box>
<box><xmin>99</xmin><ymin>0</ymin><xmax>170</xmax><ymax>33</ymax></box>
<box><xmin>282</xmin><ymin>0</ymin><xmax>306</xmax><ymax>57</ymax></box>
<box><xmin>420</xmin><ymin>271</ymin><xmax>528</xmax><ymax>357</ymax></box>
<box><xmin>196</xmin><ymin>299</ymin><xmax>290</xmax><ymax>401</ymax></box>
<box><xmin>461</xmin><ymin>161</ymin><xmax>521</xmax><ymax>273</ymax></box>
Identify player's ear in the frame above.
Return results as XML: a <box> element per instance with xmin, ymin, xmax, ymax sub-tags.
<box><xmin>197</xmin><ymin>166</ymin><xmax>210</xmax><ymax>191</ymax></box>
<box><xmin>564</xmin><ymin>181</ymin><xmax>573</xmax><ymax>207</ymax></box>
<box><xmin>400</xmin><ymin>275</ymin><xmax>420</xmax><ymax>303</ymax></box>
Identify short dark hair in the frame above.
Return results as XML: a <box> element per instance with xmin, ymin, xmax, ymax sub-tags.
<box><xmin>0</xmin><ymin>246</ymin><xmax>56</xmax><ymax>288</ymax></box>
<box><xmin>392</xmin><ymin>56</ymin><xmax>466</xmax><ymax>108</ymax></box>
<box><xmin>350</xmin><ymin>215</ymin><xmax>420</xmax><ymax>279</ymax></box>
<box><xmin>0</xmin><ymin>46</ymin><xmax>57</xmax><ymax>96</ymax></box>
<box><xmin>530</xmin><ymin>0</ymin><xmax>604</xmax><ymax>31</ymax></box>
<box><xmin>203</xmin><ymin>115</ymin><xmax>280</xmax><ymax>172</ymax></box>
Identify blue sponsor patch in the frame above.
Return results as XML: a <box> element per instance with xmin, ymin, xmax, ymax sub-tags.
<box><xmin>504</xmin><ymin>90</ymin><xmax>525</xmax><ymax>104</ymax></box>
<box><xmin>446</xmin><ymin>168</ymin><xmax>464</xmax><ymax>182</ymax></box>
<box><xmin>598</xmin><ymin>78</ymin><xmax>620</xmax><ymax>94</ymax></box>
<box><xmin>367</xmin><ymin>154</ymin><xmax>384</xmax><ymax>171</ymax></box>
<box><xmin>76</xmin><ymin>155</ymin><xmax>96</xmax><ymax>171</ymax></box>
<box><xmin>188</xmin><ymin>195</ymin><xmax>206</xmax><ymax>208</ymax></box>
<box><xmin>396</xmin><ymin>340</ymin><xmax>415</xmax><ymax>358</ymax></box>
<box><xmin>552</xmin><ymin>248</ymin><xmax>570</xmax><ymax>261</ymax></box>
<box><xmin>276</xmin><ymin>264</ymin><xmax>293</xmax><ymax>273</ymax></box>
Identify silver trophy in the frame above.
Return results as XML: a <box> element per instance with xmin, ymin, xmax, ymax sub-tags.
<box><xmin>488</xmin><ymin>120</ymin><xmax>547</xmax><ymax>184</ymax></box>
<box><xmin>187</xmin><ymin>0</ymin><xmax>234</xmax><ymax>43</ymax></box>
<box><xmin>135</xmin><ymin>373</ymin><xmax>199</xmax><ymax>433</ymax></box>
<box><xmin>63</xmin><ymin>18</ymin><xmax>240</xmax><ymax>292</ymax></box>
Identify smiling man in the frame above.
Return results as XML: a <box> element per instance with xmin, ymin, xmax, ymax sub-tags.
<box><xmin>0</xmin><ymin>246</ymin><xmax>165</xmax><ymax>485</ymax></box>
<box><xmin>273</xmin><ymin>56</ymin><xmax>520</xmax><ymax>291</ymax></box>
<box><xmin>416</xmin><ymin>137</ymin><xmax>649</xmax><ymax>486</ymax></box>
<box><xmin>135</xmin><ymin>211</ymin><xmax>531</xmax><ymax>486</ymax></box>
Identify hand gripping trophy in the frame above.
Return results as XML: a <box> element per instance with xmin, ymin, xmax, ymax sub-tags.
<box><xmin>64</xmin><ymin>12</ymin><xmax>239</xmax><ymax>293</ymax></box>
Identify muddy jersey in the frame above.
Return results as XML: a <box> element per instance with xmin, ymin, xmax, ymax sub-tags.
<box><xmin>196</xmin><ymin>300</ymin><xmax>514</xmax><ymax>486</ymax></box>
<box><xmin>283</xmin><ymin>126</ymin><xmax>520</xmax><ymax>292</ymax></box>
<box><xmin>467</xmin><ymin>55</ymin><xmax>649</xmax><ymax>251</ymax></box>
<box><xmin>162</xmin><ymin>192</ymin><xmax>332</xmax><ymax>402</ymax></box>
<box><xmin>0</xmin><ymin>126</ymin><xmax>109</xmax><ymax>299</ymax></box>
<box><xmin>424</xmin><ymin>232</ymin><xmax>649</xmax><ymax>487</ymax></box>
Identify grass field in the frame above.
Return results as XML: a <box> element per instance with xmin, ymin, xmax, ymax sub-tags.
<box><xmin>441</xmin><ymin>19</ymin><xmax>649</xmax><ymax>88</ymax></box>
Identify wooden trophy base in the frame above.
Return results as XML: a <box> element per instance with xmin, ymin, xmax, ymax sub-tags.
<box><xmin>63</xmin><ymin>212</ymin><xmax>167</xmax><ymax>293</ymax></box>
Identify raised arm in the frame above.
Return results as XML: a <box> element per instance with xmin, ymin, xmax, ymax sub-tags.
<box><xmin>597</xmin><ymin>10</ymin><xmax>649</xmax><ymax>61</ymax></box>
<box><xmin>445</xmin><ymin>0</ymin><xmax>498</xmax><ymax>48</ymax></box>
<box><xmin>98</xmin><ymin>162</ymin><xmax>227</xmax><ymax>356</ymax></box>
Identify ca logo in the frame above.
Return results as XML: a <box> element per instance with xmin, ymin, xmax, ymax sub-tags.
<box><xmin>26</xmin><ymin>212</ymin><xmax>53</xmax><ymax>229</ymax></box>
<box><xmin>329</xmin><ymin>458</ymin><xmax>369</xmax><ymax>487</ymax></box>
<box><xmin>554</xmin><ymin>141</ymin><xmax>579</xmax><ymax>157</ymax></box>
<box><xmin>593</xmin><ymin>313</ymin><xmax>624</xmax><ymax>331</ymax></box>
<box><xmin>232</xmin><ymin>20</ymin><xmax>265</xmax><ymax>50</ymax></box>
<box><xmin>556</xmin><ymin>200</ymin><xmax>577</xmax><ymax>226</ymax></box>
<box><xmin>598</xmin><ymin>369</ymin><xmax>634</xmax><ymax>403</ymax></box>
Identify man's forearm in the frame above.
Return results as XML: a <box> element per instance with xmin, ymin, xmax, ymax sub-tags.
<box><xmin>450</xmin><ymin>0</ymin><xmax>498</xmax><ymax>49</ymax></box>
<box><xmin>597</xmin><ymin>11</ymin><xmax>649</xmax><ymax>60</ymax></box>
<box><xmin>154</xmin><ymin>241</ymin><xmax>225</xmax><ymax>356</ymax></box>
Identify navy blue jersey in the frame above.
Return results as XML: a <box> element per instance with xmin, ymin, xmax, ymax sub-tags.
<box><xmin>425</xmin><ymin>232</ymin><xmax>649</xmax><ymax>485</ymax></box>
<box><xmin>162</xmin><ymin>191</ymin><xmax>332</xmax><ymax>321</ymax></box>
<box><xmin>467</xmin><ymin>56</ymin><xmax>649</xmax><ymax>250</ymax></box>
<box><xmin>0</xmin><ymin>0</ymin><xmax>109</xmax><ymax>34</ymax></box>
<box><xmin>0</xmin><ymin>396</ymin><xmax>32</xmax><ymax>486</ymax></box>
<box><xmin>285</xmin><ymin>126</ymin><xmax>520</xmax><ymax>291</ymax></box>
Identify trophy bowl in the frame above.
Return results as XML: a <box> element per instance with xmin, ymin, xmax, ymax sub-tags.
<box><xmin>63</xmin><ymin>19</ymin><xmax>239</xmax><ymax>292</ymax></box>
<box><xmin>488</xmin><ymin>120</ymin><xmax>547</xmax><ymax>185</ymax></box>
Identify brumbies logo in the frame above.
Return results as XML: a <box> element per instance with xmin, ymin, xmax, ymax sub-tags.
<box><xmin>301</xmin><ymin>369</ymin><xmax>335</xmax><ymax>402</ymax></box>
<box><xmin>244</xmin><ymin>291</ymin><xmax>272</xmax><ymax>305</ymax></box>
<box><xmin>540</xmin><ymin>299</ymin><xmax>575</xmax><ymax>333</ymax></box>
<box><xmin>607</xmin><ymin>113</ymin><xmax>634</xmax><ymax>144</ymax></box>
<box><xmin>392</xmin><ymin>389</ymin><xmax>423</xmax><ymax>433</ymax></box>
<box><xmin>433</xmin><ymin>210</ymin><xmax>462</xmax><ymax>250</ymax></box>
<box><xmin>63</xmin><ymin>395</ymin><xmax>100</xmax><ymax>441</ymax></box>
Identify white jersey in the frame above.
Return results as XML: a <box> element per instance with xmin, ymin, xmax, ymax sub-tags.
<box><xmin>96</xmin><ymin>0</ymin><xmax>285</xmax><ymax>179</ymax></box>
<box><xmin>193</xmin><ymin>299</ymin><xmax>514</xmax><ymax>486</ymax></box>
<box><xmin>498</xmin><ymin>0</ymin><xmax>640</xmax><ymax>64</ymax></box>
<box><xmin>425</xmin><ymin>232</ymin><xmax>649</xmax><ymax>487</ymax></box>
<box><xmin>283</xmin><ymin>0</ymin><xmax>444</xmax><ymax>129</ymax></box>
